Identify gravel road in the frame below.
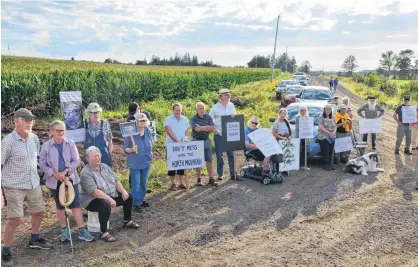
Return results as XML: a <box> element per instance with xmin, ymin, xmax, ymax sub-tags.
<box><xmin>4</xmin><ymin>77</ymin><xmax>418</xmax><ymax>267</ymax></box>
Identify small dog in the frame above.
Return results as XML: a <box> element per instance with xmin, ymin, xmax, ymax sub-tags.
<box><xmin>343</xmin><ymin>152</ymin><xmax>385</xmax><ymax>176</ymax></box>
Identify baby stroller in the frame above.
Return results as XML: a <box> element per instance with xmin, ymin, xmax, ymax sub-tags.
<box><xmin>240</xmin><ymin>149</ymin><xmax>284</xmax><ymax>185</ymax></box>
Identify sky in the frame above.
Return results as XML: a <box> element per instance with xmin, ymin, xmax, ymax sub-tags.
<box><xmin>1</xmin><ymin>0</ymin><xmax>418</xmax><ymax>71</ymax></box>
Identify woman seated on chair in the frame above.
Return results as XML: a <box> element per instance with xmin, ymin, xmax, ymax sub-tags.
<box><xmin>244</xmin><ymin>116</ymin><xmax>271</xmax><ymax>176</ymax></box>
<box><xmin>80</xmin><ymin>146</ymin><xmax>139</xmax><ymax>242</ymax></box>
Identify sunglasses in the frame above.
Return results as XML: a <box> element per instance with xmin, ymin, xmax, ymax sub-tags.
<box><xmin>90</xmin><ymin>111</ymin><xmax>100</xmax><ymax>115</ymax></box>
<box><xmin>251</xmin><ymin>122</ymin><xmax>259</xmax><ymax>125</ymax></box>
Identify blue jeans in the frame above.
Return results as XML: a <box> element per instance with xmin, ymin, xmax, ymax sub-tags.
<box><xmin>130</xmin><ymin>166</ymin><xmax>151</xmax><ymax>207</ymax></box>
<box><xmin>214</xmin><ymin>134</ymin><xmax>234</xmax><ymax>176</ymax></box>
<box><xmin>333</xmin><ymin>84</ymin><xmax>337</xmax><ymax>94</ymax></box>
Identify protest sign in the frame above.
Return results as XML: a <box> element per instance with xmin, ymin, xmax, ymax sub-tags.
<box><xmin>334</xmin><ymin>136</ymin><xmax>353</xmax><ymax>153</ymax></box>
<box><xmin>119</xmin><ymin>121</ymin><xmax>139</xmax><ymax>137</ymax></box>
<box><xmin>59</xmin><ymin>91</ymin><xmax>84</xmax><ymax>142</ymax></box>
<box><xmin>166</xmin><ymin>141</ymin><xmax>205</xmax><ymax>171</ymax></box>
<box><xmin>148</xmin><ymin>121</ymin><xmax>157</xmax><ymax>141</ymax></box>
<box><xmin>359</xmin><ymin>118</ymin><xmax>382</xmax><ymax>134</ymax></box>
<box><xmin>402</xmin><ymin>106</ymin><xmax>417</xmax><ymax>124</ymax></box>
<box><xmin>279</xmin><ymin>138</ymin><xmax>300</xmax><ymax>171</ymax></box>
<box><xmin>298</xmin><ymin>117</ymin><xmax>314</xmax><ymax>139</ymax></box>
<box><xmin>221</xmin><ymin>115</ymin><xmax>245</xmax><ymax>152</ymax></box>
<box><xmin>247</xmin><ymin>128</ymin><xmax>282</xmax><ymax>157</ymax></box>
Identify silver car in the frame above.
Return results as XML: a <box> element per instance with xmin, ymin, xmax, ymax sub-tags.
<box><xmin>292</xmin><ymin>75</ymin><xmax>308</xmax><ymax>86</ymax></box>
<box><xmin>296</xmin><ymin>86</ymin><xmax>337</xmax><ymax>105</ymax></box>
<box><xmin>276</xmin><ymin>79</ymin><xmax>299</xmax><ymax>100</ymax></box>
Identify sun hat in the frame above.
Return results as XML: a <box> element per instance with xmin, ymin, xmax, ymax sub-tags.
<box><xmin>134</xmin><ymin>112</ymin><xmax>149</xmax><ymax>122</ymax></box>
<box><xmin>219</xmin><ymin>88</ymin><xmax>230</xmax><ymax>95</ymax></box>
<box><xmin>85</xmin><ymin>103</ymin><xmax>102</xmax><ymax>113</ymax></box>
<box><xmin>337</xmin><ymin>104</ymin><xmax>347</xmax><ymax>111</ymax></box>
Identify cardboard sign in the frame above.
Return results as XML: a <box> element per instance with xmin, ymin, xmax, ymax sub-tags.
<box><xmin>247</xmin><ymin>128</ymin><xmax>283</xmax><ymax>157</ymax></box>
<box><xmin>221</xmin><ymin>114</ymin><xmax>245</xmax><ymax>152</ymax></box>
<box><xmin>59</xmin><ymin>91</ymin><xmax>85</xmax><ymax>142</ymax></box>
<box><xmin>298</xmin><ymin>117</ymin><xmax>314</xmax><ymax>139</ymax></box>
<box><xmin>359</xmin><ymin>118</ymin><xmax>382</xmax><ymax>134</ymax></box>
<box><xmin>166</xmin><ymin>141</ymin><xmax>205</xmax><ymax>171</ymax></box>
<box><xmin>402</xmin><ymin>106</ymin><xmax>417</xmax><ymax>124</ymax></box>
<box><xmin>148</xmin><ymin>121</ymin><xmax>157</xmax><ymax>141</ymax></box>
<box><xmin>278</xmin><ymin>138</ymin><xmax>300</xmax><ymax>171</ymax></box>
<box><xmin>119</xmin><ymin>121</ymin><xmax>139</xmax><ymax>137</ymax></box>
<box><xmin>334</xmin><ymin>136</ymin><xmax>353</xmax><ymax>153</ymax></box>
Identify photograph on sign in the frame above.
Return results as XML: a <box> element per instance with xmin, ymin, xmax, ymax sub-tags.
<box><xmin>279</xmin><ymin>138</ymin><xmax>300</xmax><ymax>171</ymax></box>
<box><xmin>334</xmin><ymin>136</ymin><xmax>353</xmax><ymax>153</ymax></box>
<box><xmin>221</xmin><ymin>114</ymin><xmax>245</xmax><ymax>152</ymax></box>
<box><xmin>59</xmin><ymin>91</ymin><xmax>85</xmax><ymax>142</ymax></box>
<box><xmin>148</xmin><ymin>121</ymin><xmax>158</xmax><ymax>141</ymax></box>
<box><xmin>402</xmin><ymin>106</ymin><xmax>417</xmax><ymax>124</ymax></box>
<box><xmin>166</xmin><ymin>141</ymin><xmax>205</xmax><ymax>171</ymax></box>
<box><xmin>298</xmin><ymin>117</ymin><xmax>314</xmax><ymax>139</ymax></box>
<box><xmin>120</xmin><ymin>121</ymin><xmax>139</xmax><ymax>137</ymax></box>
<box><xmin>359</xmin><ymin>118</ymin><xmax>382</xmax><ymax>134</ymax></box>
<box><xmin>248</xmin><ymin>128</ymin><xmax>283</xmax><ymax>157</ymax></box>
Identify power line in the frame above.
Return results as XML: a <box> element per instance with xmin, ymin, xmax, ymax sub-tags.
<box><xmin>239</xmin><ymin>0</ymin><xmax>255</xmax><ymax>20</ymax></box>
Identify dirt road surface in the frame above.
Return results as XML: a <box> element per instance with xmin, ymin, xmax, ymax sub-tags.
<box><xmin>3</xmin><ymin>77</ymin><xmax>418</xmax><ymax>267</ymax></box>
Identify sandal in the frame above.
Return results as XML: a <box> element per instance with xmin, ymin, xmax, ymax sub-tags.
<box><xmin>100</xmin><ymin>232</ymin><xmax>116</xmax><ymax>242</ymax></box>
<box><xmin>170</xmin><ymin>184</ymin><xmax>178</xmax><ymax>191</ymax></box>
<box><xmin>124</xmin><ymin>220</ymin><xmax>140</xmax><ymax>229</ymax></box>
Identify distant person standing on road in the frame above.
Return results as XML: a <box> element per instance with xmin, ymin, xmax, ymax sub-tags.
<box><xmin>329</xmin><ymin>76</ymin><xmax>333</xmax><ymax>90</ymax></box>
<box><xmin>333</xmin><ymin>78</ymin><xmax>339</xmax><ymax>94</ymax></box>
<box><xmin>357</xmin><ymin>96</ymin><xmax>385</xmax><ymax>150</ymax></box>
<box><xmin>393</xmin><ymin>96</ymin><xmax>413</xmax><ymax>155</ymax></box>
<box><xmin>209</xmin><ymin>88</ymin><xmax>241</xmax><ymax>181</ymax></box>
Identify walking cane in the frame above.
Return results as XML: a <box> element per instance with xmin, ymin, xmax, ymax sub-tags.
<box><xmin>58</xmin><ymin>178</ymin><xmax>75</xmax><ymax>253</ymax></box>
<box><xmin>303</xmin><ymin>138</ymin><xmax>310</xmax><ymax>171</ymax></box>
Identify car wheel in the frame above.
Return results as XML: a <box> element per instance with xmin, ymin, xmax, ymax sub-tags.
<box><xmin>262</xmin><ymin>177</ymin><xmax>271</xmax><ymax>185</ymax></box>
<box><xmin>240</xmin><ymin>169</ymin><xmax>246</xmax><ymax>178</ymax></box>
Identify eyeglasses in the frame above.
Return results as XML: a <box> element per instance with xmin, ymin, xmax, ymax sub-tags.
<box><xmin>53</xmin><ymin>129</ymin><xmax>65</xmax><ymax>133</ymax></box>
<box><xmin>251</xmin><ymin>122</ymin><xmax>259</xmax><ymax>125</ymax></box>
<box><xmin>22</xmin><ymin>118</ymin><xmax>34</xmax><ymax>123</ymax></box>
<box><xmin>90</xmin><ymin>112</ymin><xmax>100</xmax><ymax>115</ymax></box>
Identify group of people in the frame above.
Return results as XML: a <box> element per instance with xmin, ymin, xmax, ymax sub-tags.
<box><xmin>329</xmin><ymin>76</ymin><xmax>339</xmax><ymax>94</ymax></box>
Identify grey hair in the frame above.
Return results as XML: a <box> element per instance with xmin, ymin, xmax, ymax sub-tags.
<box><xmin>196</xmin><ymin>102</ymin><xmax>205</xmax><ymax>109</ymax></box>
<box><xmin>85</xmin><ymin>146</ymin><xmax>101</xmax><ymax>157</ymax></box>
<box><xmin>342</xmin><ymin>96</ymin><xmax>349</xmax><ymax>103</ymax></box>
<box><xmin>49</xmin><ymin>120</ymin><xmax>66</xmax><ymax>130</ymax></box>
<box><xmin>297</xmin><ymin>105</ymin><xmax>309</xmax><ymax>117</ymax></box>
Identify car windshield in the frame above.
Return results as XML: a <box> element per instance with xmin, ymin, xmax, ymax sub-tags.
<box><xmin>301</xmin><ymin>90</ymin><xmax>331</xmax><ymax>100</ymax></box>
<box><xmin>287</xmin><ymin>107</ymin><xmax>323</xmax><ymax>124</ymax></box>
<box><xmin>293</xmin><ymin>76</ymin><xmax>306</xmax><ymax>80</ymax></box>
<box><xmin>286</xmin><ymin>87</ymin><xmax>303</xmax><ymax>94</ymax></box>
<box><xmin>279</xmin><ymin>80</ymin><xmax>294</xmax><ymax>85</ymax></box>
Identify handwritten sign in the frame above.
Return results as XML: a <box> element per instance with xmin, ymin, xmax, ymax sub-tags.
<box><xmin>119</xmin><ymin>121</ymin><xmax>139</xmax><ymax>137</ymax></box>
<box><xmin>359</xmin><ymin>118</ymin><xmax>382</xmax><ymax>134</ymax></box>
<box><xmin>166</xmin><ymin>141</ymin><xmax>205</xmax><ymax>171</ymax></box>
<box><xmin>148</xmin><ymin>121</ymin><xmax>157</xmax><ymax>141</ymax></box>
<box><xmin>247</xmin><ymin>128</ymin><xmax>283</xmax><ymax>157</ymax></box>
<box><xmin>278</xmin><ymin>138</ymin><xmax>300</xmax><ymax>171</ymax></box>
<box><xmin>402</xmin><ymin>106</ymin><xmax>417</xmax><ymax>124</ymax></box>
<box><xmin>227</xmin><ymin>122</ymin><xmax>240</xmax><ymax>142</ymax></box>
<box><xmin>298</xmin><ymin>117</ymin><xmax>314</xmax><ymax>139</ymax></box>
<box><xmin>334</xmin><ymin>136</ymin><xmax>353</xmax><ymax>153</ymax></box>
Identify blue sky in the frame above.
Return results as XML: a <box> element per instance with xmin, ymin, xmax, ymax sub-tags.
<box><xmin>1</xmin><ymin>0</ymin><xmax>418</xmax><ymax>70</ymax></box>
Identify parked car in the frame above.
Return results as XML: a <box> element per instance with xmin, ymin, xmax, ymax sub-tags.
<box><xmin>292</xmin><ymin>75</ymin><xmax>308</xmax><ymax>86</ymax></box>
<box><xmin>276</xmin><ymin>79</ymin><xmax>299</xmax><ymax>100</ymax></box>
<box><xmin>295</xmin><ymin>86</ymin><xmax>337</xmax><ymax>105</ymax></box>
<box><xmin>295</xmin><ymin>72</ymin><xmax>306</xmax><ymax>76</ymax></box>
<box><xmin>281</xmin><ymin>85</ymin><xmax>304</xmax><ymax>106</ymax></box>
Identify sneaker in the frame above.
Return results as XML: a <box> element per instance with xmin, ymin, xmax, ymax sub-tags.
<box><xmin>208</xmin><ymin>178</ymin><xmax>218</xmax><ymax>186</ymax></box>
<box><xmin>78</xmin><ymin>227</ymin><xmax>95</xmax><ymax>242</ymax></box>
<box><xmin>133</xmin><ymin>206</ymin><xmax>142</xmax><ymax>213</ymax></box>
<box><xmin>140</xmin><ymin>201</ymin><xmax>150</xmax><ymax>208</ymax></box>
<box><xmin>1</xmin><ymin>253</ymin><xmax>13</xmax><ymax>267</ymax></box>
<box><xmin>28</xmin><ymin>238</ymin><xmax>53</xmax><ymax>250</ymax></box>
<box><xmin>60</xmin><ymin>227</ymin><xmax>70</xmax><ymax>242</ymax></box>
<box><xmin>170</xmin><ymin>184</ymin><xmax>178</xmax><ymax>191</ymax></box>
<box><xmin>178</xmin><ymin>183</ymin><xmax>187</xmax><ymax>190</ymax></box>
<box><xmin>404</xmin><ymin>150</ymin><xmax>413</xmax><ymax>155</ymax></box>
<box><xmin>216</xmin><ymin>175</ymin><xmax>223</xmax><ymax>181</ymax></box>
<box><xmin>372</xmin><ymin>147</ymin><xmax>377</xmax><ymax>150</ymax></box>
<box><xmin>196</xmin><ymin>178</ymin><xmax>203</xmax><ymax>186</ymax></box>
<box><xmin>395</xmin><ymin>150</ymin><xmax>400</xmax><ymax>155</ymax></box>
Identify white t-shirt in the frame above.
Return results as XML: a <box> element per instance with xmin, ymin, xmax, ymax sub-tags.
<box><xmin>209</xmin><ymin>102</ymin><xmax>236</xmax><ymax>136</ymax></box>
<box><xmin>163</xmin><ymin>114</ymin><xmax>190</xmax><ymax>143</ymax></box>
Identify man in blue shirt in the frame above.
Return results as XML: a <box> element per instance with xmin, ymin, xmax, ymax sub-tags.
<box><xmin>333</xmin><ymin>78</ymin><xmax>338</xmax><ymax>94</ymax></box>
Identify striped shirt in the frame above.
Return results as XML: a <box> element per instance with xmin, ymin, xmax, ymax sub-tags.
<box><xmin>85</xmin><ymin>119</ymin><xmax>113</xmax><ymax>142</ymax></box>
<box><xmin>1</xmin><ymin>131</ymin><xmax>41</xmax><ymax>189</ymax></box>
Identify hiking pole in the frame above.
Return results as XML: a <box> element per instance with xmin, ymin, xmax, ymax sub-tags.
<box><xmin>65</xmin><ymin>206</ymin><xmax>74</xmax><ymax>253</ymax></box>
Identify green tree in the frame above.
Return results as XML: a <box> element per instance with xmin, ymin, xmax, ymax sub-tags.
<box><xmin>299</xmin><ymin>61</ymin><xmax>312</xmax><ymax>74</ymax></box>
<box><xmin>396</xmin><ymin>49</ymin><xmax>415</xmax><ymax>79</ymax></box>
<box><xmin>341</xmin><ymin>55</ymin><xmax>358</xmax><ymax>76</ymax></box>
<box><xmin>379</xmin><ymin>51</ymin><xmax>397</xmax><ymax>77</ymax></box>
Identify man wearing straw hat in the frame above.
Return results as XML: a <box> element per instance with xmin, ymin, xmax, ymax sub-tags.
<box><xmin>1</xmin><ymin>109</ymin><xmax>53</xmax><ymax>267</ymax></box>
<box><xmin>209</xmin><ymin>88</ymin><xmax>242</xmax><ymax>181</ymax></box>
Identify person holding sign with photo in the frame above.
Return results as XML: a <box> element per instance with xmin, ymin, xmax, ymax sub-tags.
<box><xmin>84</xmin><ymin>103</ymin><xmax>113</xmax><ymax>166</ymax></box>
<box><xmin>164</xmin><ymin>103</ymin><xmax>190</xmax><ymax>190</ymax></box>
<box><xmin>393</xmin><ymin>96</ymin><xmax>413</xmax><ymax>155</ymax></box>
<box><xmin>123</xmin><ymin>113</ymin><xmax>153</xmax><ymax>212</ymax></box>
<box><xmin>318</xmin><ymin>105</ymin><xmax>337</xmax><ymax>171</ymax></box>
<box><xmin>209</xmin><ymin>88</ymin><xmax>241</xmax><ymax>181</ymax></box>
<box><xmin>191</xmin><ymin>102</ymin><xmax>218</xmax><ymax>186</ymax></box>
<box><xmin>357</xmin><ymin>96</ymin><xmax>385</xmax><ymax>150</ymax></box>
<box><xmin>334</xmin><ymin>104</ymin><xmax>352</xmax><ymax>164</ymax></box>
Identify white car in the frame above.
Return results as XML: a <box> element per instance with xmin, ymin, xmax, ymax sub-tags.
<box><xmin>292</xmin><ymin>75</ymin><xmax>308</xmax><ymax>86</ymax></box>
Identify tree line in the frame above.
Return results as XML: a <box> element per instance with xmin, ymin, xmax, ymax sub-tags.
<box><xmin>246</xmin><ymin>53</ymin><xmax>312</xmax><ymax>74</ymax></box>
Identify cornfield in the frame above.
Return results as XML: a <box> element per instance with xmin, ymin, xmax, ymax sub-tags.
<box><xmin>1</xmin><ymin>56</ymin><xmax>280</xmax><ymax>117</ymax></box>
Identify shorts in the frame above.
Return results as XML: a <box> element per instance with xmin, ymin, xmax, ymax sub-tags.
<box><xmin>167</xmin><ymin>170</ymin><xmax>185</xmax><ymax>176</ymax></box>
<box><xmin>3</xmin><ymin>187</ymin><xmax>45</xmax><ymax>218</ymax></box>
<box><xmin>50</xmin><ymin>183</ymin><xmax>81</xmax><ymax>210</ymax></box>
<box><xmin>203</xmin><ymin>139</ymin><xmax>213</xmax><ymax>162</ymax></box>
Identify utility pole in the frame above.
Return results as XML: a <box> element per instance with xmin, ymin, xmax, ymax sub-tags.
<box><xmin>285</xmin><ymin>46</ymin><xmax>288</xmax><ymax>72</ymax></box>
<box><xmin>270</xmin><ymin>15</ymin><xmax>280</xmax><ymax>82</ymax></box>
<box><xmin>8</xmin><ymin>44</ymin><xmax>10</xmax><ymax>56</ymax></box>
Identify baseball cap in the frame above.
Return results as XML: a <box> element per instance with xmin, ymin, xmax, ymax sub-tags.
<box><xmin>134</xmin><ymin>112</ymin><xmax>149</xmax><ymax>122</ymax></box>
<box><xmin>219</xmin><ymin>88</ymin><xmax>230</xmax><ymax>95</ymax></box>
<box><xmin>250</xmin><ymin>116</ymin><xmax>260</xmax><ymax>123</ymax></box>
<box><xmin>13</xmin><ymin>108</ymin><xmax>36</xmax><ymax>119</ymax></box>
<box><xmin>337</xmin><ymin>104</ymin><xmax>347</xmax><ymax>111</ymax></box>
<box><xmin>367</xmin><ymin>96</ymin><xmax>376</xmax><ymax>100</ymax></box>
<box><xmin>403</xmin><ymin>95</ymin><xmax>411</xmax><ymax>100</ymax></box>
<box><xmin>86</xmin><ymin>103</ymin><xmax>102</xmax><ymax>113</ymax></box>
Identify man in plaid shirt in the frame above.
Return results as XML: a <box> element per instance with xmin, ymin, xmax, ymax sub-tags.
<box><xmin>1</xmin><ymin>108</ymin><xmax>53</xmax><ymax>267</ymax></box>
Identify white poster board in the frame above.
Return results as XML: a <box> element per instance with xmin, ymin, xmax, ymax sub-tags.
<box><xmin>226</xmin><ymin>122</ymin><xmax>240</xmax><ymax>142</ymax></box>
<box><xmin>166</xmin><ymin>141</ymin><xmax>205</xmax><ymax>171</ymax></box>
<box><xmin>247</xmin><ymin>128</ymin><xmax>283</xmax><ymax>157</ymax></box>
<box><xmin>59</xmin><ymin>91</ymin><xmax>85</xmax><ymax>142</ymax></box>
<box><xmin>359</xmin><ymin>118</ymin><xmax>382</xmax><ymax>134</ymax></box>
<box><xmin>402</xmin><ymin>106</ymin><xmax>417</xmax><ymax>124</ymax></box>
<box><xmin>279</xmin><ymin>138</ymin><xmax>300</xmax><ymax>171</ymax></box>
<box><xmin>334</xmin><ymin>136</ymin><xmax>353</xmax><ymax>153</ymax></box>
<box><xmin>298</xmin><ymin>117</ymin><xmax>314</xmax><ymax>139</ymax></box>
<box><xmin>148</xmin><ymin>121</ymin><xmax>157</xmax><ymax>141</ymax></box>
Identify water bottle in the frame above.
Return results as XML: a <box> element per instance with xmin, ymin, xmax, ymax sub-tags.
<box><xmin>87</xmin><ymin>211</ymin><xmax>109</xmax><ymax>234</ymax></box>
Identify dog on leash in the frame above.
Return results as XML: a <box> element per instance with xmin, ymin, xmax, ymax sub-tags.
<box><xmin>343</xmin><ymin>152</ymin><xmax>384</xmax><ymax>176</ymax></box>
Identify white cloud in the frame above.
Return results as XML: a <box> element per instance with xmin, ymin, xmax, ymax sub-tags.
<box><xmin>33</xmin><ymin>31</ymin><xmax>50</xmax><ymax>46</ymax></box>
<box><xmin>342</xmin><ymin>31</ymin><xmax>351</xmax><ymax>35</ymax></box>
<box><xmin>348</xmin><ymin>20</ymin><xmax>355</xmax><ymax>24</ymax></box>
<box><xmin>361</xmin><ymin>20</ymin><xmax>373</xmax><ymax>24</ymax></box>
<box><xmin>385</xmin><ymin>34</ymin><xmax>411</xmax><ymax>38</ymax></box>
<box><xmin>214</xmin><ymin>22</ymin><xmax>273</xmax><ymax>30</ymax></box>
